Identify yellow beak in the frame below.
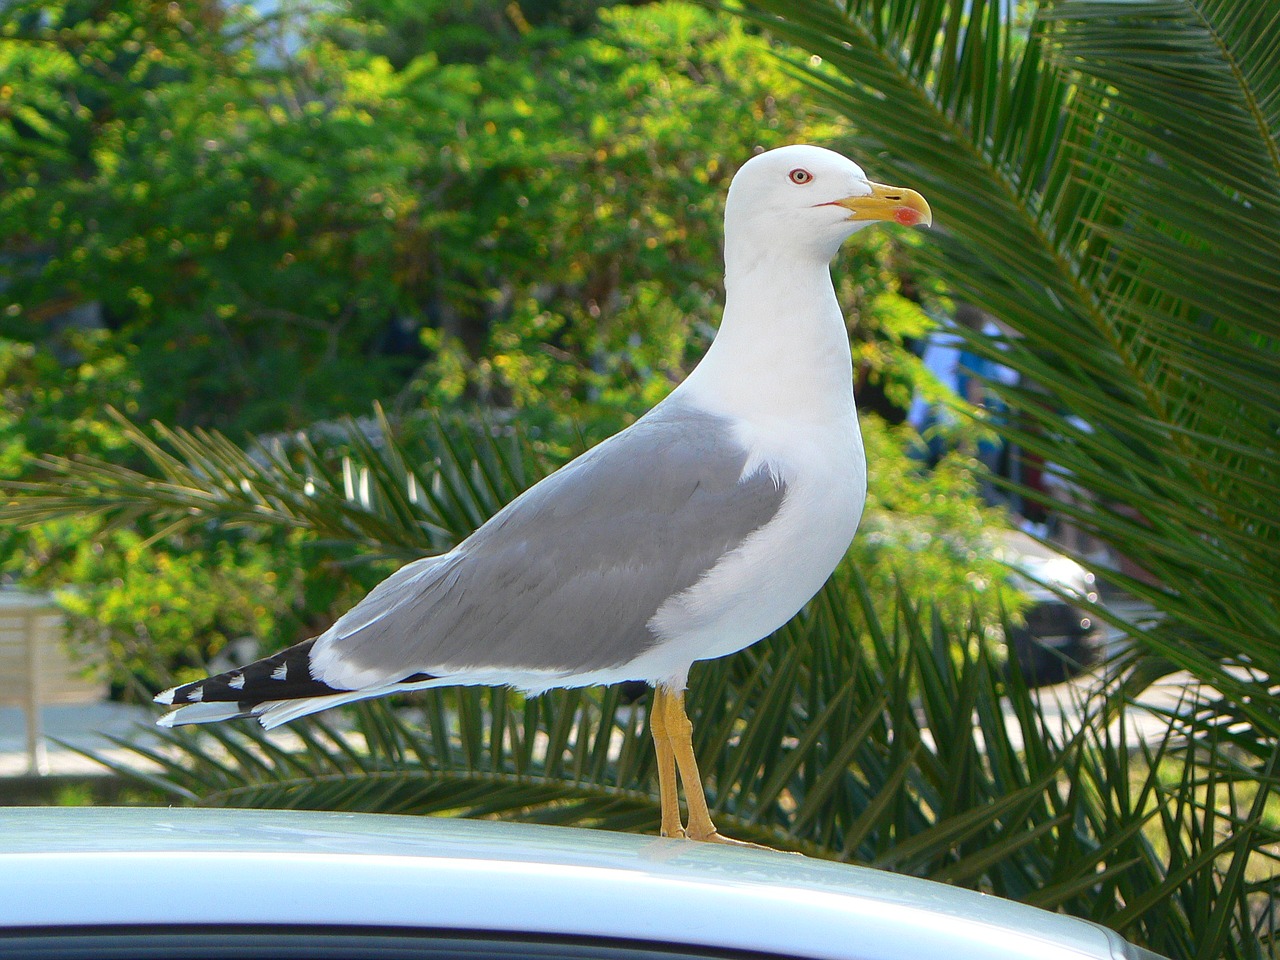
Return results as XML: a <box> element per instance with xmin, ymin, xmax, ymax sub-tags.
<box><xmin>832</xmin><ymin>182</ymin><xmax>932</xmax><ymax>227</ymax></box>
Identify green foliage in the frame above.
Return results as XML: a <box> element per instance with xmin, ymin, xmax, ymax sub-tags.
<box><xmin>852</xmin><ymin>414</ymin><xmax>1019</xmax><ymax>631</ymax></box>
<box><xmin>2</xmin><ymin>0</ymin><xmax>967</xmax><ymax>690</ymax></box>
<box><xmin>0</xmin><ymin>0</ymin><xmax>871</xmax><ymax>431</ymax></box>
<box><xmin>735</xmin><ymin>0</ymin><xmax>1280</xmax><ymax>748</ymax></box>
<box><xmin>91</xmin><ymin>574</ymin><xmax>1277</xmax><ymax>957</ymax></box>
<box><xmin>6</xmin><ymin>386</ymin><xmax>1272</xmax><ymax>957</ymax></box>
<box><xmin>53</xmin><ymin>530</ymin><xmax>300</xmax><ymax>693</ymax></box>
<box><xmin>0</xmin><ymin>336</ymin><xmax>312</xmax><ymax>694</ymax></box>
<box><xmin>396</xmin><ymin>0</ymin><xmax>858</xmax><ymax>419</ymax></box>
<box><xmin>4</xmin><ymin>1</ymin><xmax>433</xmax><ymax>428</ymax></box>
<box><xmin>710</xmin><ymin>2</ymin><xmax>1280</xmax><ymax>950</ymax></box>
<box><xmin>12</xmin><ymin>1</ymin><xmax>1275</xmax><ymax>954</ymax></box>
<box><xmin>3</xmin><ymin>402</ymin><xmax>1013</xmax><ymax>685</ymax></box>
<box><xmin>2</xmin><ymin>0</ymin><xmax>918</xmax><ymax>696</ymax></box>
<box><xmin>0</xmin><ymin>333</ymin><xmax>139</xmax><ymax>474</ymax></box>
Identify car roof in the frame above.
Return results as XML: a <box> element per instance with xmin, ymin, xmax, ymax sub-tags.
<box><xmin>1</xmin><ymin>807</ymin><xmax>1137</xmax><ymax>960</ymax></box>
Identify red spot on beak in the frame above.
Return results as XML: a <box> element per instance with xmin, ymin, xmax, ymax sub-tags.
<box><xmin>894</xmin><ymin>207</ymin><xmax>922</xmax><ymax>226</ymax></box>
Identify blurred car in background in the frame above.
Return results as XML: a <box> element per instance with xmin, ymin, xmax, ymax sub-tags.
<box><xmin>997</xmin><ymin>530</ymin><xmax>1100</xmax><ymax>686</ymax></box>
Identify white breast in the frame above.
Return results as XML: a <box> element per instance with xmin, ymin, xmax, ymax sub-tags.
<box><xmin>634</xmin><ymin>411</ymin><xmax>866</xmax><ymax>688</ymax></box>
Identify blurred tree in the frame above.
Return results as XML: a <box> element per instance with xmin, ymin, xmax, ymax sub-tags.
<box><xmin>3</xmin><ymin>0</ymin><xmax>1001</xmax><ymax>694</ymax></box>
<box><xmin>338</xmin><ymin>0</ymin><xmax>622</xmax><ymax>68</ymax></box>
<box><xmin>3</xmin><ymin>0</ymin><xmax>899</xmax><ymax>433</ymax></box>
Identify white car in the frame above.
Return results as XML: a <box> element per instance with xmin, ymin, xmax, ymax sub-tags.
<box><xmin>997</xmin><ymin>530</ymin><xmax>1101</xmax><ymax>685</ymax></box>
<box><xmin>1</xmin><ymin>807</ymin><xmax>1163</xmax><ymax>960</ymax></box>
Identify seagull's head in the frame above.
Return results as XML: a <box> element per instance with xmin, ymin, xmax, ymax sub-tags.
<box><xmin>724</xmin><ymin>145</ymin><xmax>932</xmax><ymax>263</ymax></box>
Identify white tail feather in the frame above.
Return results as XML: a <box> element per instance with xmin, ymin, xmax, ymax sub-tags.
<box><xmin>256</xmin><ymin>678</ymin><xmax>449</xmax><ymax>729</ymax></box>
<box><xmin>157</xmin><ymin>700</ymin><xmax>252</xmax><ymax>727</ymax></box>
<box><xmin>157</xmin><ymin>676</ymin><xmax>459</xmax><ymax>729</ymax></box>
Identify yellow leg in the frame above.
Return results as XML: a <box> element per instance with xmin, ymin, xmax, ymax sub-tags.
<box><xmin>661</xmin><ymin>686</ymin><xmax>780</xmax><ymax>850</ymax></box>
<box><xmin>649</xmin><ymin>686</ymin><xmax>685</xmax><ymax>838</ymax></box>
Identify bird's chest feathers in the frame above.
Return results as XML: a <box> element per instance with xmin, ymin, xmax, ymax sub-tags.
<box><xmin>644</xmin><ymin>412</ymin><xmax>865</xmax><ymax>668</ymax></box>
<box><xmin>737</xmin><ymin>413</ymin><xmax>866</xmax><ymax>558</ymax></box>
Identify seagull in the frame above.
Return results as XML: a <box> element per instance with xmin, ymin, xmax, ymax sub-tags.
<box><xmin>157</xmin><ymin>144</ymin><xmax>931</xmax><ymax>845</ymax></box>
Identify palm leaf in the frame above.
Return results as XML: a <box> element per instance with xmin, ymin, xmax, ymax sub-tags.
<box><xmin>83</xmin><ymin>567</ymin><xmax>1275</xmax><ymax>955</ymax></box>
<box><xmin>735</xmin><ymin>0</ymin><xmax>1280</xmax><ymax>753</ymax></box>
<box><xmin>19</xmin><ymin>406</ymin><xmax>1268</xmax><ymax>953</ymax></box>
<box><xmin>1</xmin><ymin>404</ymin><xmax>547</xmax><ymax>561</ymax></box>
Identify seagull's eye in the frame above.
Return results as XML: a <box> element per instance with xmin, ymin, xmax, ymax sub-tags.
<box><xmin>789</xmin><ymin>168</ymin><xmax>813</xmax><ymax>185</ymax></box>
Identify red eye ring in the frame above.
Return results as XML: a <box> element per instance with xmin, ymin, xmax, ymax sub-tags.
<box><xmin>789</xmin><ymin>168</ymin><xmax>813</xmax><ymax>184</ymax></box>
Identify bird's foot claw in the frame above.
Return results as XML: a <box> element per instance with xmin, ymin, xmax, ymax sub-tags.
<box><xmin>686</xmin><ymin>828</ymin><xmax>794</xmax><ymax>853</ymax></box>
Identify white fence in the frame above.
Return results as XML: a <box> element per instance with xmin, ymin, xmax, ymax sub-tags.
<box><xmin>0</xmin><ymin>589</ymin><xmax>106</xmax><ymax>775</ymax></box>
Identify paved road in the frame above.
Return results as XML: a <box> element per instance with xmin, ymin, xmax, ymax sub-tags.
<box><xmin>0</xmin><ymin>702</ymin><xmax>158</xmax><ymax>780</ymax></box>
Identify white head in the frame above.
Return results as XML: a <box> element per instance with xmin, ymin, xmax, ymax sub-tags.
<box><xmin>724</xmin><ymin>145</ymin><xmax>931</xmax><ymax>266</ymax></box>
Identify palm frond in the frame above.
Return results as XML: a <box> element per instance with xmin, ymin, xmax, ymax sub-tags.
<box><xmin>88</xmin><ymin>569</ymin><xmax>1276</xmax><ymax>954</ymax></box>
<box><xmin>1</xmin><ymin>405</ymin><xmax>547</xmax><ymax>561</ymax></box>
<box><xmin>737</xmin><ymin>0</ymin><xmax>1280</xmax><ymax>748</ymax></box>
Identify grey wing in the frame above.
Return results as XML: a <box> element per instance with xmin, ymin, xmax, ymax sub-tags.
<box><xmin>313</xmin><ymin>402</ymin><xmax>786</xmax><ymax>684</ymax></box>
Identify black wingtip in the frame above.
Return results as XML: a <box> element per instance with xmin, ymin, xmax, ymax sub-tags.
<box><xmin>168</xmin><ymin>639</ymin><xmax>351</xmax><ymax>708</ymax></box>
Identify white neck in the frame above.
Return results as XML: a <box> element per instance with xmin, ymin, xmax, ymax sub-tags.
<box><xmin>675</xmin><ymin>246</ymin><xmax>856</xmax><ymax>426</ymax></box>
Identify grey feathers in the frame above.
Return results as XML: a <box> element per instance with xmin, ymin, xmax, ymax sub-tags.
<box><xmin>322</xmin><ymin>402</ymin><xmax>786</xmax><ymax>681</ymax></box>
